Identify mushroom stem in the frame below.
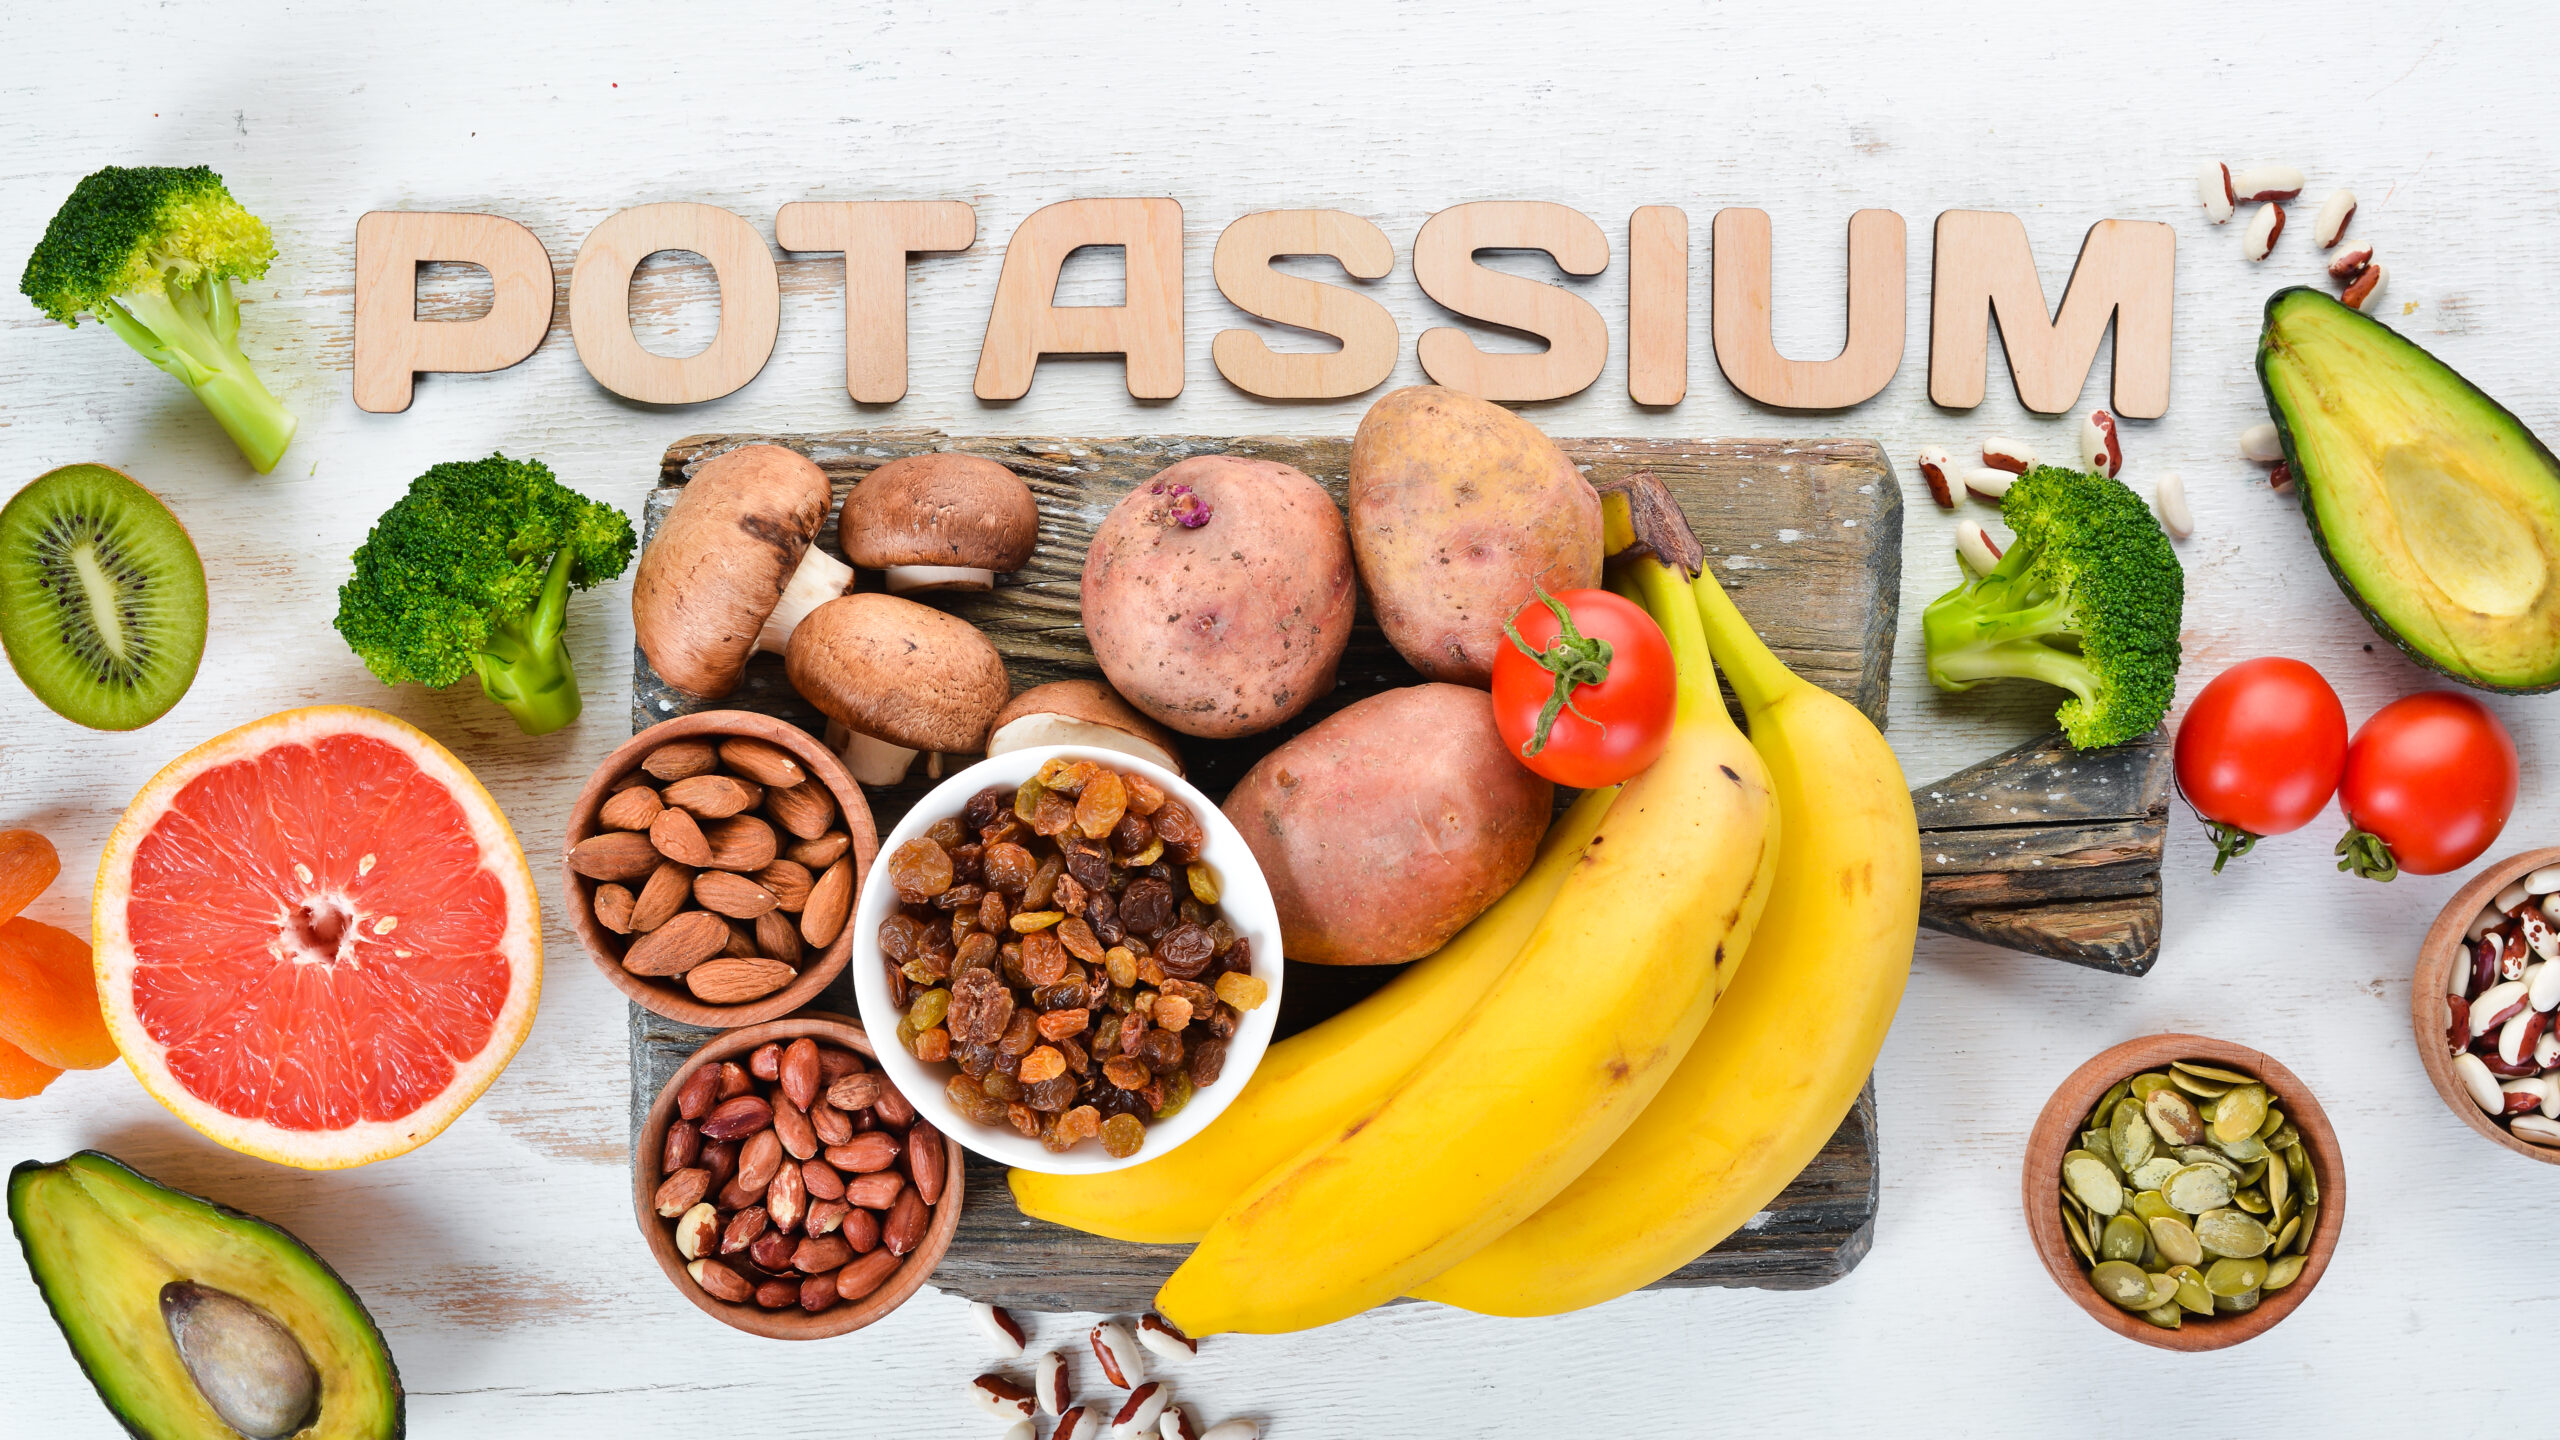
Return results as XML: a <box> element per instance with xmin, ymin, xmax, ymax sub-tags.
<box><xmin>840</xmin><ymin>728</ymin><xmax>920</xmax><ymax>787</ymax></box>
<box><xmin>754</xmin><ymin>547</ymin><xmax>855</xmax><ymax>657</ymax></box>
<box><xmin>883</xmin><ymin>564</ymin><xmax>996</xmax><ymax>595</ymax></box>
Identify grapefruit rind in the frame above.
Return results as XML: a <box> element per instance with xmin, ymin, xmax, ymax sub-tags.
<box><xmin>94</xmin><ymin>706</ymin><xmax>540</xmax><ymax>1169</ymax></box>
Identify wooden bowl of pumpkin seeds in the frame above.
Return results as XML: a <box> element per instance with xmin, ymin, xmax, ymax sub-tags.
<box><xmin>2023</xmin><ymin>1034</ymin><xmax>2345</xmax><ymax>1350</ymax></box>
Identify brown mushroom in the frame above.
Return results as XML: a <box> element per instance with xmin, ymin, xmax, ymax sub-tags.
<box><xmin>838</xmin><ymin>453</ymin><xmax>1039</xmax><ymax>595</ymax></box>
<box><xmin>784</xmin><ymin>593</ymin><xmax>1009</xmax><ymax>785</ymax></box>
<box><xmin>633</xmin><ymin>444</ymin><xmax>853</xmax><ymax>699</ymax></box>
<box><xmin>983</xmin><ymin>679</ymin><xmax>1184</xmax><ymax>775</ymax></box>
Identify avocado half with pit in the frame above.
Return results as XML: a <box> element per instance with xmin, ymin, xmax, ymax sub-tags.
<box><xmin>2259</xmin><ymin>286</ymin><xmax>2560</xmax><ymax>690</ymax></box>
<box><xmin>9</xmin><ymin>1151</ymin><xmax>402</xmax><ymax>1440</ymax></box>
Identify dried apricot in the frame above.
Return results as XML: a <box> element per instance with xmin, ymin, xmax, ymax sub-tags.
<box><xmin>0</xmin><ymin>1036</ymin><xmax>61</xmax><ymax>1099</ymax></box>
<box><xmin>0</xmin><ymin>830</ymin><xmax>60</xmax><ymax>926</ymax></box>
<box><xmin>0</xmin><ymin>918</ymin><xmax>115</xmax><ymax>1070</ymax></box>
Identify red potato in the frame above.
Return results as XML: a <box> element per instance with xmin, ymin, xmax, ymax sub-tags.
<box><xmin>1081</xmin><ymin>455</ymin><xmax>1356</xmax><ymax>739</ymax></box>
<box><xmin>1223</xmin><ymin>684</ymin><xmax>1552</xmax><ymax>965</ymax></box>
<box><xmin>1347</xmin><ymin>386</ymin><xmax>1604</xmax><ymax>686</ymax></box>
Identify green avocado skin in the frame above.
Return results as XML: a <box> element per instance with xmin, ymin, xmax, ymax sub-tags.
<box><xmin>8</xmin><ymin>1151</ymin><xmax>404</xmax><ymax>1440</ymax></box>
<box><xmin>2256</xmin><ymin>285</ymin><xmax>2560</xmax><ymax>693</ymax></box>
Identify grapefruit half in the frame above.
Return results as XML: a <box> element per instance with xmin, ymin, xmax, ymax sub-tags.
<box><xmin>95</xmin><ymin>706</ymin><xmax>540</xmax><ymax>1168</ymax></box>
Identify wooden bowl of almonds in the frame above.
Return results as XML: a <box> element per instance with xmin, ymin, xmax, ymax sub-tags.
<box><xmin>634</xmin><ymin>1013</ymin><xmax>961</xmax><ymax>1338</ymax></box>
<box><xmin>2412</xmin><ymin>845</ymin><xmax>2560</xmax><ymax>1165</ymax></box>
<box><xmin>2022</xmin><ymin>1034</ymin><xmax>2346</xmax><ymax>1351</ymax></box>
<box><xmin>565</xmin><ymin>711</ymin><xmax>880</xmax><ymax>1027</ymax></box>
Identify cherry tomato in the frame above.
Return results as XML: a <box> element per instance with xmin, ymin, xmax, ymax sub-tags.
<box><xmin>2172</xmin><ymin>658</ymin><xmax>2349</xmax><ymax>873</ymax></box>
<box><xmin>2336</xmin><ymin>691</ymin><xmax>2517</xmax><ymax>880</ymax></box>
<box><xmin>1491</xmin><ymin>588</ymin><xmax>1676</xmax><ymax>788</ymax></box>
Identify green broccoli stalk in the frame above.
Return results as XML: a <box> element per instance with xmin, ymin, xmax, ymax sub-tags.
<box><xmin>334</xmin><ymin>454</ymin><xmax>635</xmax><ymax>735</ymax></box>
<box><xmin>19</xmin><ymin>166</ymin><xmax>297</xmax><ymax>473</ymax></box>
<box><xmin>1923</xmin><ymin>466</ymin><xmax>2184</xmax><ymax>749</ymax></box>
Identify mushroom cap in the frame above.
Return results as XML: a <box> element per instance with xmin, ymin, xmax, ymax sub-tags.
<box><xmin>839</xmin><ymin>453</ymin><xmax>1039</xmax><ymax>573</ymax></box>
<box><xmin>633</xmin><ymin>444</ymin><xmax>833</xmax><ymax>699</ymax></box>
<box><xmin>988</xmin><ymin>679</ymin><xmax>1185</xmax><ymax>772</ymax></box>
<box><xmin>784</xmin><ymin>592</ymin><xmax>1010</xmax><ymax>753</ymax></box>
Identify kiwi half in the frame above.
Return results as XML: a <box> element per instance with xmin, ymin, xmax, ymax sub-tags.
<box><xmin>0</xmin><ymin>464</ymin><xmax>207</xmax><ymax>730</ymax></box>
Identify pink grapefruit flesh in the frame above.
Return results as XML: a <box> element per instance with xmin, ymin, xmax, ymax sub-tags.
<box><xmin>95</xmin><ymin>706</ymin><xmax>540</xmax><ymax>1167</ymax></box>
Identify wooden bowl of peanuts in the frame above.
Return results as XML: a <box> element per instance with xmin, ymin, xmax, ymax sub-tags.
<box><xmin>565</xmin><ymin>711</ymin><xmax>880</xmax><ymax>1027</ymax></box>
<box><xmin>2413</xmin><ymin>845</ymin><xmax>2560</xmax><ymax>1166</ymax></box>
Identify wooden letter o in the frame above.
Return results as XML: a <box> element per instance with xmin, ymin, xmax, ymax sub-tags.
<box><xmin>569</xmin><ymin>203</ymin><xmax>780</xmax><ymax>405</ymax></box>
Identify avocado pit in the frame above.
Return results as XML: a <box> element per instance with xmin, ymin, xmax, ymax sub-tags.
<box><xmin>160</xmin><ymin>1281</ymin><xmax>320</xmax><ymax>1440</ymax></box>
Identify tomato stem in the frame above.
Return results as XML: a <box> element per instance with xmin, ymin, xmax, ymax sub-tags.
<box><xmin>1502</xmin><ymin>586</ymin><xmax>1613</xmax><ymax>757</ymax></box>
<box><xmin>2334</xmin><ymin>828</ymin><xmax>2399</xmax><ymax>883</ymax></box>
<box><xmin>2204</xmin><ymin>821</ymin><xmax>2259</xmax><ymax>875</ymax></box>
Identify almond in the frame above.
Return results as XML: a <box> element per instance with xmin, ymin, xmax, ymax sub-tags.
<box><xmin>755</xmin><ymin>860</ymin><xmax>814</xmax><ymax>912</ymax></box>
<box><xmin>631</xmin><ymin>861</ymin><xmax>695</xmax><ymax>932</ymax></box>
<box><xmin>802</xmin><ymin>857</ymin><xmax>855</xmax><ymax>948</ymax></box>
<box><xmin>703</xmin><ymin>814</ymin><xmax>779</xmax><ymax>873</ymax></box>
<box><xmin>650</xmin><ymin>807</ymin><xmax>714</xmax><ymax>867</ymax></box>
<box><xmin>663</xmin><ymin>773</ymin><xmax>764</xmax><ymax>819</ymax></box>
<box><xmin>687</xmin><ymin>957</ymin><xmax>795</xmax><ymax>1005</ymax></box>
<box><xmin>592</xmin><ymin>883</ymin><xmax>636</xmax><ymax>934</ymax></box>
<box><xmin>766</xmin><ymin>780</ymin><xmax>839</xmax><ymax>840</ymax></box>
<box><xmin>642</xmin><ymin>739</ymin><xmax>718</xmax><ymax>781</ymax></box>
<box><xmin>755</xmin><ymin>909</ymin><xmax>805</xmax><ymax>963</ymax></box>
<box><xmin>787</xmin><ymin>830</ymin><xmax>851</xmax><ymax>869</ymax></box>
<box><xmin>720</xmin><ymin>917</ymin><xmax>759</xmax><ymax>958</ymax></box>
<box><xmin>694</xmin><ymin>869</ymin><xmax>780</xmax><ymax>919</ymax></box>
<box><xmin>600</xmin><ymin>785</ymin><xmax>663</xmax><ymax>831</ymax></box>
<box><xmin>569</xmin><ymin>830</ymin><xmax>660</xmax><ymax>881</ymax></box>
<box><xmin>622</xmin><ymin>910</ymin><xmax>728</xmax><ymax>977</ymax></box>
<box><xmin>719</xmin><ymin>735</ymin><xmax>808</xmax><ymax>788</ymax></box>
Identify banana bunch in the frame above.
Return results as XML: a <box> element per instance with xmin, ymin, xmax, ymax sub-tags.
<box><xmin>1153</xmin><ymin>549</ymin><xmax>1778</xmax><ymax>1335</ymax></box>
<box><xmin>1409</xmin><ymin>562</ymin><xmax>1919</xmax><ymax>1315</ymax></box>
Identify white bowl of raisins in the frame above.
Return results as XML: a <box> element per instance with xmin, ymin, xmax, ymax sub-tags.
<box><xmin>851</xmin><ymin>744</ymin><xmax>1286</xmax><ymax>1174</ymax></box>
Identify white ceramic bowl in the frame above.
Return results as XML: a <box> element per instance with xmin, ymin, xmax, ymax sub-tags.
<box><xmin>851</xmin><ymin>743</ymin><xmax>1285</xmax><ymax>1174</ymax></box>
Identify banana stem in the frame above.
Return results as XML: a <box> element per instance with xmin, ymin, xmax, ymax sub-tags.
<box><xmin>1690</xmin><ymin>566</ymin><xmax>1802</xmax><ymax>717</ymax></box>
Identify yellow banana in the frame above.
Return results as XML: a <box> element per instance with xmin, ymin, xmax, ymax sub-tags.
<box><xmin>1155</xmin><ymin>557</ymin><xmax>1776</xmax><ymax>1334</ymax></box>
<box><xmin>1008</xmin><ymin>784</ymin><xmax>1615</xmax><ymax>1243</ymax></box>
<box><xmin>1411</xmin><ymin>564</ymin><xmax>1918</xmax><ymax>1316</ymax></box>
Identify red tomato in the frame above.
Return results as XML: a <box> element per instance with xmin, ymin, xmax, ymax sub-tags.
<box><xmin>1491</xmin><ymin>588</ymin><xmax>1675</xmax><ymax>788</ymax></box>
<box><xmin>2172</xmin><ymin>658</ymin><xmax>2349</xmax><ymax>872</ymax></box>
<box><xmin>2337</xmin><ymin>691</ymin><xmax>2518</xmax><ymax>880</ymax></box>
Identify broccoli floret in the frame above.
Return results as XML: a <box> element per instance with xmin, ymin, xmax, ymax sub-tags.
<box><xmin>19</xmin><ymin>165</ymin><xmax>296</xmax><ymax>472</ymax></box>
<box><xmin>1923</xmin><ymin>466</ymin><xmax>2184</xmax><ymax>749</ymax></box>
<box><xmin>334</xmin><ymin>455</ymin><xmax>635</xmax><ymax>735</ymax></box>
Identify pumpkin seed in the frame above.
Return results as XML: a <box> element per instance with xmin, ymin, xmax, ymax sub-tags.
<box><xmin>2217</xmin><ymin>1133</ymin><xmax>2271</xmax><ymax>1165</ymax></box>
<box><xmin>2256</xmin><ymin>1105</ymin><xmax>2285</xmax><ymax>1141</ymax></box>
<box><xmin>2178</xmin><ymin>1145</ymin><xmax>2245</xmax><ymax>1178</ymax></box>
<box><xmin>2144</xmin><ymin>1089</ymin><xmax>2207</xmax><ymax>1147</ymax></box>
<box><xmin>2143</xmin><ymin>1301</ymin><xmax>2184</xmax><ymax>1330</ymax></box>
<box><xmin>2175</xmin><ymin>1060</ymin><xmax>2260</xmax><ymax>1085</ymax></box>
<box><xmin>2128</xmin><ymin>1156</ymin><xmax>2182</xmax><ymax>1191</ymax></box>
<box><xmin>2273</xmin><ymin>1215</ymin><xmax>2301</xmax><ymax>1255</ymax></box>
<box><xmin>2144</xmin><ymin>1271</ymin><xmax>2182</xmax><ymax>1309</ymax></box>
<box><xmin>2091</xmin><ymin>1260</ymin><xmax>2156</xmax><ymax>1310</ymax></box>
<box><xmin>2168</xmin><ymin>1264</ymin><xmax>2213</xmax><ymax>1315</ymax></box>
<box><xmin>2064</xmin><ymin>1152</ymin><xmax>2125</xmax><ymax>1215</ymax></box>
<box><xmin>2292</xmin><ymin>1204</ymin><xmax>2318</xmax><ymax>1255</ymax></box>
<box><xmin>2263</xmin><ymin>1253</ymin><xmax>2307</xmax><ymax>1291</ymax></box>
<box><xmin>2130</xmin><ymin>1072</ymin><xmax>2172</xmax><ymax>1100</ymax></box>
<box><xmin>2196</xmin><ymin>1208</ymin><xmax>2272</xmax><ymax>1260</ymax></box>
<box><xmin>2091</xmin><ymin>1079</ymin><xmax>2133</xmax><ymax>1125</ymax></box>
<box><xmin>2170</xmin><ymin>1068</ymin><xmax>2235</xmax><ymax>1099</ymax></box>
<box><xmin>2289</xmin><ymin>1146</ymin><xmax>2319</xmax><ymax>1207</ymax></box>
<box><xmin>2129</xmin><ymin>1189</ymin><xmax>2180</xmax><ymax>1226</ymax></box>
<box><xmin>2213</xmin><ymin>1084</ymin><xmax>2269</xmax><ymax>1143</ymax></box>
<box><xmin>2234</xmin><ymin>1186</ymin><xmax>2270</xmax><ymax>1215</ymax></box>
<box><xmin>2063</xmin><ymin>1207</ymin><xmax>2096</xmax><ymax>1264</ymax></box>
<box><xmin>2204</xmin><ymin>1255</ymin><xmax>2267</xmax><ymax>1297</ymax></box>
<box><xmin>2112</xmin><ymin>1107</ymin><xmax>2157</xmax><ymax>1171</ymax></box>
<box><xmin>2266</xmin><ymin>1120</ymin><xmax>2301</xmax><ymax>1152</ymax></box>
<box><xmin>2149</xmin><ymin>1215</ymin><xmax>2204</xmax><ymax>1268</ymax></box>
<box><xmin>2081</xmin><ymin>1129</ymin><xmax>2118</xmax><ymax>1171</ymax></box>
<box><xmin>2212</xmin><ymin>1287</ymin><xmax>2262</xmax><ymax>1315</ymax></box>
<box><xmin>2165</xmin><ymin>1162</ymin><xmax>2233</xmax><ymax>1214</ymax></box>
<box><xmin>2101</xmin><ymin>1214</ymin><xmax>2148</xmax><ymax>1262</ymax></box>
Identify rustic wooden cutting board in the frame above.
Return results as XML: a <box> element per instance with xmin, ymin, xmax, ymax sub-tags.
<box><xmin>617</xmin><ymin>426</ymin><xmax>2150</xmax><ymax>1310</ymax></box>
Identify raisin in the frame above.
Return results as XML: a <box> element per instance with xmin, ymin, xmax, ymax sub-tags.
<box><xmin>1121</xmin><ymin>877</ymin><xmax>1176</xmax><ymax>937</ymax></box>
<box><xmin>1189</xmin><ymin>1036</ymin><xmax>1228</xmax><ymax>1087</ymax></box>
<box><xmin>1063</xmin><ymin>836</ymin><xmax>1112</xmax><ymax>893</ymax></box>
<box><xmin>1089</xmin><ymin>1086</ymin><xmax>1146</xmax><ymax>1123</ymax></box>
<box><xmin>1103</xmin><ymin>1054</ymin><xmax>1152</xmax><ymax>1091</ymax></box>
<box><xmin>1180</xmin><ymin>898</ymin><xmax>1208</xmax><ymax>929</ymax></box>
<box><xmin>1125</xmin><ymin>773</ymin><xmax>1166</xmax><ymax>816</ymax></box>
<box><xmin>964</xmin><ymin>785</ymin><xmax>1009</xmax><ymax>831</ymax></box>
<box><xmin>1039</xmin><ymin>1120</ymin><xmax>1076</xmax><ymax>1154</ymax></box>
<box><xmin>983</xmin><ymin>1070</ymin><xmax>1023</xmax><ymax>1102</ymax></box>
<box><xmin>955</xmin><ymin>930</ymin><xmax>999</xmax><ymax>975</ymax></box>
<box><xmin>979</xmin><ymin>890</ymin><xmax>1009</xmax><ymax>936</ymax></box>
<box><xmin>1019</xmin><ymin>1045</ymin><xmax>1068</xmax><ymax>1085</ymax></box>
<box><xmin>998</xmin><ymin>1010</ymin><xmax>1038</xmax><ymax>1056</ymax></box>
<box><xmin>1056</xmin><ymin>917</ymin><xmax>1107</xmax><ymax>965</ymax></box>
<box><xmin>1136</xmin><ymin>951</ymin><xmax>1169</xmax><ymax>988</ymax></box>
<box><xmin>926</xmin><ymin>816</ymin><xmax>968</xmax><ymax>850</ymax></box>
<box><xmin>1215</xmin><ymin>970</ymin><xmax>1271</xmax><ymax>1011</ymax></box>
<box><xmin>1036</xmin><ymin>1007</ymin><xmax>1090</xmax><ymax>1040</ymax></box>
<box><xmin>1153</xmin><ymin>994</ymin><xmax>1195</xmax><ymax>1031</ymax></box>
<box><xmin>901</xmin><ymin>954</ymin><xmax>949</xmax><ymax>985</ymax></box>
<box><xmin>1059</xmin><ymin>1036</ymin><xmax>1090</xmax><ymax>1076</ymax></box>
<box><xmin>1059</xmin><ymin>1104</ymin><xmax>1101</xmax><ymax>1142</ymax></box>
<box><xmin>1155</xmin><ymin>1069</ymin><xmax>1194</xmax><ymax>1120</ymax></box>
<box><xmin>1139</xmin><ymin>1027</ymin><xmax>1185</xmax><ymax>1072</ymax></box>
<box><xmin>1014</xmin><ymin>780</ymin><xmax>1044</xmax><ymax>823</ymax></box>
<box><xmin>1101</xmin><ymin>1112</ymin><xmax>1146</xmax><ymax>1158</ymax></box>
<box><xmin>1207</xmin><ymin>1003</ymin><xmax>1240</xmax><ymax>1040</ymax></box>
<box><xmin>1206</xmin><ymin>914</ymin><xmax>1237</xmax><ymax>956</ymax></box>
<box><xmin>1007</xmin><ymin>1102</ymin><xmax>1043</xmax><ymax>1137</ymax></box>
<box><xmin>907</xmin><ymin>987</ymin><xmax>951</xmax><ymax>1031</ymax></box>
<box><xmin>1087</xmin><ymin>891</ymin><xmax>1125</xmax><ymax>947</ymax></box>
<box><xmin>956</xmin><ymin>1043</ymin><xmax>997</xmax><ymax>1079</ymax></box>
<box><xmin>980</xmin><ymin>814</ymin><xmax>1027</xmax><ymax>848</ymax></box>
<box><xmin>982</xmin><ymin>841</ymin><xmax>1036</xmax><ymax>893</ymax></box>
<box><xmin>887</xmin><ymin>837</ymin><xmax>954</xmax><ymax>902</ymax></box>
<box><xmin>947</xmin><ymin>1074</ymin><xmax>1007</xmax><ymax>1126</ymax></box>
<box><xmin>886</xmin><ymin>957</ymin><xmax>911</xmax><ymax>1010</ymax></box>
<box><xmin>1154</xmin><ymin>801</ymin><xmax>1205</xmax><ymax>862</ymax></box>
<box><xmin>878</xmin><ymin>912</ymin><xmax>924</xmax><ymax>963</ymax></box>
<box><xmin>1053</xmin><ymin>873</ymin><xmax>1087</xmax><ymax>917</ymax></box>
<box><xmin>932</xmin><ymin>882</ymin><xmax>986</xmax><ymax>912</ymax></box>
<box><xmin>914</xmin><ymin>1027</ymin><xmax>951</xmax><ymax>1062</ymax></box>
<box><xmin>1160</xmin><ymin>978</ymin><xmax>1215</xmax><ymax>1010</ymax></box>
<box><xmin>1112</xmin><ymin>810</ymin><xmax>1155</xmax><ymax>858</ymax></box>
<box><xmin>948</xmin><ymin>841</ymin><xmax>983</xmax><ymax>884</ymax></box>
<box><xmin>1104</xmin><ymin>946</ymin><xmax>1139</xmax><ymax>988</ymax></box>
<box><xmin>1021</xmin><ymin>929</ymin><xmax>1067</xmax><ymax>987</ymax></box>
<box><xmin>1024</xmin><ymin>853</ymin><xmax>1064</xmax><ymax>910</ymax></box>
<box><xmin>1092</xmin><ymin>1014</ymin><xmax>1122</xmax><ymax>1055</ymax></box>
<box><xmin>1157</xmin><ymin>923</ymin><xmax>1216</xmax><ymax>980</ymax></box>
<box><xmin>949</xmin><ymin>968</ymin><xmax>1013</xmax><ymax>1045</ymax></box>
<box><xmin>1032</xmin><ymin>787</ymin><xmax>1077</xmax><ymax>837</ymax></box>
<box><xmin>1118</xmin><ymin>1010</ymin><xmax>1150</xmax><ymax>1055</ymax></box>
<box><xmin>1075</xmin><ymin>770</ymin><xmax>1128</xmax><ymax>838</ymax></box>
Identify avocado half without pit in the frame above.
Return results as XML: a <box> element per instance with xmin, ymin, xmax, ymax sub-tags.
<box><xmin>785</xmin><ymin>591</ymin><xmax>1011</xmax><ymax>785</ymax></box>
<box><xmin>9</xmin><ymin>1151</ymin><xmax>402</xmax><ymax>1440</ymax></box>
<box><xmin>2259</xmin><ymin>286</ymin><xmax>2560</xmax><ymax>691</ymax></box>
<box><xmin>633</xmin><ymin>443</ymin><xmax>853</xmax><ymax>699</ymax></box>
<box><xmin>839</xmin><ymin>452</ymin><xmax>1039</xmax><ymax>596</ymax></box>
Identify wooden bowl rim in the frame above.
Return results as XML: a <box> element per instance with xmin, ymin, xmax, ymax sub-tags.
<box><xmin>631</xmin><ymin>1012</ymin><xmax>963</xmax><ymax>1339</ymax></box>
<box><xmin>2021</xmin><ymin>1032</ymin><xmax>2347</xmax><ymax>1352</ymax></box>
<box><xmin>2411</xmin><ymin>846</ymin><xmax>2560</xmax><ymax>1166</ymax></box>
<box><xmin>564</xmin><ymin>710</ymin><xmax>881</xmax><ymax>1027</ymax></box>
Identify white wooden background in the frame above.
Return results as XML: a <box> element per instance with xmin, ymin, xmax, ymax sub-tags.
<box><xmin>2</xmin><ymin>3</ymin><xmax>2552</xmax><ymax>1433</ymax></box>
